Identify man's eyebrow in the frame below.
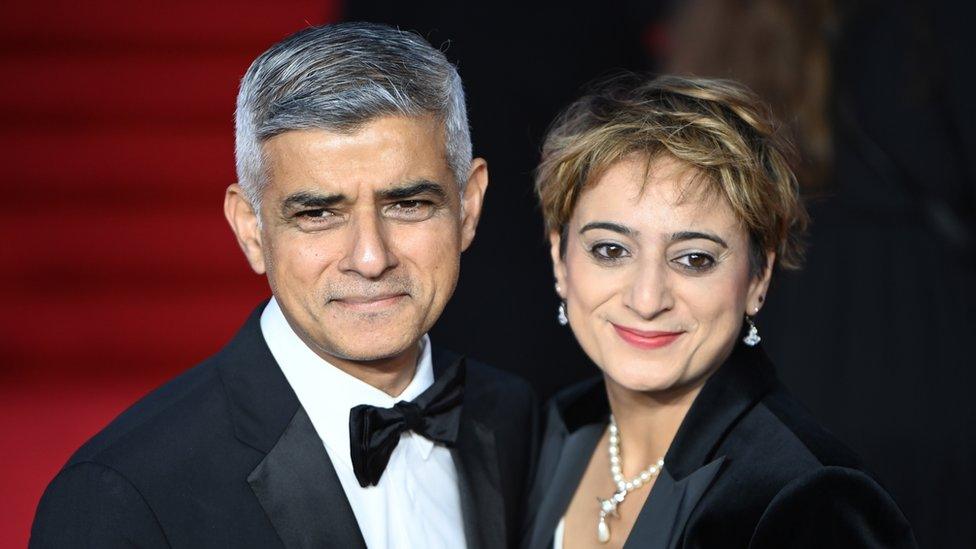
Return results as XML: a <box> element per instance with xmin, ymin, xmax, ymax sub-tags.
<box><xmin>579</xmin><ymin>221</ymin><xmax>636</xmax><ymax>236</ymax></box>
<box><xmin>670</xmin><ymin>230</ymin><xmax>729</xmax><ymax>248</ymax></box>
<box><xmin>378</xmin><ymin>180</ymin><xmax>449</xmax><ymax>201</ymax></box>
<box><xmin>281</xmin><ymin>191</ymin><xmax>346</xmax><ymax>212</ymax></box>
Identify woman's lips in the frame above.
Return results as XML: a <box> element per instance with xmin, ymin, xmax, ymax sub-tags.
<box><xmin>612</xmin><ymin>324</ymin><xmax>684</xmax><ymax>349</ymax></box>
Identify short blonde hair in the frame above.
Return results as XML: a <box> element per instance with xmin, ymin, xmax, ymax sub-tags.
<box><xmin>535</xmin><ymin>74</ymin><xmax>808</xmax><ymax>272</ymax></box>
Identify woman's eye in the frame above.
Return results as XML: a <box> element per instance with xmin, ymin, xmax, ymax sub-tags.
<box><xmin>673</xmin><ymin>252</ymin><xmax>716</xmax><ymax>272</ymax></box>
<box><xmin>591</xmin><ymin>243</ymin><xmax>630</xmax><ymax>261</ymax></box>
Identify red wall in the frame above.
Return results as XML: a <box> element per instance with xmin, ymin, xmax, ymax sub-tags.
<box><xmin>0</xmin><ymin>2</ymin><xmax>337</xmax><ymax>544</ymax></box>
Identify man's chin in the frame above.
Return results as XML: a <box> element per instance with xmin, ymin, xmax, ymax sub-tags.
<box><xmin>313</xmin><ymin>334</ymin><xmax>420</xmax><ymax>365</ymax></box>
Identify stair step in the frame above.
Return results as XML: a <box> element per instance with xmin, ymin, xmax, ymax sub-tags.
<box><xmin>0</xmin><ymin>52</ymin><xmax>250</xmax><ymax>127</ymax></box>
<box><xmin>1</xmin><ymin>286</ymin><xmax>268</xmax><ymax>373</ymax></box>
<box><xmin>1</xmin><ymin>204</ymin><xmax>256</xmax><ymax>282</ymax></box>
<box><xmin>0</xmin><ymin>2</ymin><xmax>335</xmax><ymax>52</ymax></box>
<box><xmin>1</xmin><ymin>128</ymin><xmax>234</xmax><ymax>199</ymax></box>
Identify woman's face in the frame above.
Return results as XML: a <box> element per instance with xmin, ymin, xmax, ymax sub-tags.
<box><xmin>551</xmin><ymin>154</ymin><xmax>772</xmax><ymax>395</ymax></box>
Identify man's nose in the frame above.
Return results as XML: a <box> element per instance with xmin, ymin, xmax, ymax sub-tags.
<box><xmin>337</xmin><ymin>212</ymin><xmax>398</xmax><ymax>279</ymax></box>
<box><xmin>623</xmin><ymin>260</ymin><xmax>674</xmax><ymax>320</ymax></box>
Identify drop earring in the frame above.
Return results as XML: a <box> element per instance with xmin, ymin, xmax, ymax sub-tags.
<box><xmin>558</xmin><ymin>301</ymin><xmax>569</xmax><ymax>326</ymax></box>
<box><xmin>742</xmin><ymin>315</ymin><xmax>761</xmax><ymax>346</ymax></box>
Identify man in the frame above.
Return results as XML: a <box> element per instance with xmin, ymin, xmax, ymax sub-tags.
<box><xmin>31</xmin><ymin>22</ymin><xmax>538</xmax><ymax>548</ymax></box>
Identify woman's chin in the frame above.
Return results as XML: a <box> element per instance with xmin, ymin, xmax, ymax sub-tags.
<box><xmin>602</xmin><ymin>364</ymin><xmax>686</xmax><ymax>395</ymax></box>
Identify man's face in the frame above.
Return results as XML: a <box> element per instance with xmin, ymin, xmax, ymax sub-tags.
<box><xmin>226</xmin><ymin>115</ymin><xmax>487</xmax><ymax>366</ymax></box>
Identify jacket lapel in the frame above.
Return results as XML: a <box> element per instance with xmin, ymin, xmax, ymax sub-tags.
<box><xmin>525</xmin><ymin>419</ymin><xmax>604</xmax><ymax>549</ymax></box>
<box><xmin>452</xmin><ymin>417</ymin><xmax>505</xmax><ymax>549</ymax></box>
<box><xmin>627</xmin><ymin>343</ymin><xmax>776</xmax><ymax>544</ymax></box>
<box><xmin>247</xmin><ymin>407</ymin><xmax>366</xmax><ymax>549</ymax></box>
<box><xmin>624</xmin><ymin>457</ymin><xmax>725</xmax><ymax>549</ymax></box>
<box><xmin>217</xmin><ymin>302</ymin><xmax>364</xmax><ymax>549</ymax></box>
<box><xmin>432</xmin><ymin>349</ymin><xmax>506</xmax><ymax>549</ymax></box>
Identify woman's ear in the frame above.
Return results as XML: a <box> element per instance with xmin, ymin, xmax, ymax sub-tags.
<box><xmin>549</xmin><ymin>229</ymin><xmax>568</xmax><ymax>299</ymax></box>
<box><xmin>747</xmin><ymin>250</ymin><xmax>776</xmax><ymax>314</ymax></box>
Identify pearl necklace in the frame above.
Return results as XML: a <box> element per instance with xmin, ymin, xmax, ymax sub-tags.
<box><xmin>596</xmin><ymin>415</ymin><xmax>664</xmax><ymax>544</ymax></box>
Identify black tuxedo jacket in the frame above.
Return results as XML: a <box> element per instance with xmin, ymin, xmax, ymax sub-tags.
<box><xmin>31</xmin><ymin>303</ymin><xmax>540</xmax><ymax>548</ymax></box>
<box><xmin>525</xmin><ymin>344</ymin><xmax>917</xmax><ymax>549</ymax></box>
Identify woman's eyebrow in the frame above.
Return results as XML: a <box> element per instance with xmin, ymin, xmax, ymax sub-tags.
<box><xmin>670</xmin><ymin>230</ymin><xmax>729</xmax><ymax>248</ymax></box>
<box><xmin>579</xmin><ymin>221</ymin><xmax>635</xmax><ymax>236</ymax></box>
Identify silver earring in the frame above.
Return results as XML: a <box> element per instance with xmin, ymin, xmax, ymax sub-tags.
<box><xmin>557</xmin><ymin>301</ymin><xmax>569</xmax><ymax>326</ymax></box>
<box><xmin>743</xmin><ymin>316</ymin><xmax>761</xmax><ymax>346</ymax></box>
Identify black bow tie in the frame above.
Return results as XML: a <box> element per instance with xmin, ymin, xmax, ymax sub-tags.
<box><xmin>348</xmin><ymin>356</ymin><xmax>465</xmax><ymax>487</ymax></box>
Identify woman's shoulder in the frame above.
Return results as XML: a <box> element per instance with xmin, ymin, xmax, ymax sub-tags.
<box><xmin>741</xmin><ymin>381</ymin><xmax>866</xmax><ymax>470</ymax></box>
<box><xmin>695</xmin><ymin>382</ymin><xmax>917</xmax><ymax>547</ymax></box>
<box><xmin>748</xmin><ymin>464</ymin><xmax>917</xmax><ymax>548</ymax></box>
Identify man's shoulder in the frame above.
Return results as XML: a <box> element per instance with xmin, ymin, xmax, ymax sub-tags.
<box><xmin>434</xmin><ymin>347</ymin><xmax>531</xmax><ymax>392</ymax></box>
<box><xmin>467</xmin><ymin>356</ymin><xmax>534</xmax><ymax>395</ymax></box>
<box><xmin>66</xmin><ymin>355</ymin><xmax>231</xmax><ymax>470</ymax></box>
<box><xmin>436</xmin><ymin>348</ymin><xmax>538</xmax><ymax>423</ymax></box>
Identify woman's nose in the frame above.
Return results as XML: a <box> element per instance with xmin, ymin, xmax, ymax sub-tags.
<box><xmin>623</xmin><ymin>260</ymin><xmax>674</xmax><ymax>319</ymax></box>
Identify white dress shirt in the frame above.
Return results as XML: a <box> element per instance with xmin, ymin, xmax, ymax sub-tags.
<box><xmin>260</xmin><ymin>298</ymin><xmax>467</xmax><ymax>549</ymax></box>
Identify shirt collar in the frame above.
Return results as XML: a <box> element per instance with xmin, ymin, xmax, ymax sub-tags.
<box><xmin>260</xmin><ymin>297</ymin><xmax>437</xmax><ymax>467</ymax></box>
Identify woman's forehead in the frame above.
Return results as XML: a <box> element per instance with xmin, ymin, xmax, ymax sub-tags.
<box><xmin>574</xmin><ymin>156</ymin><xmax>742</xmax><ymax>235</ymax></box>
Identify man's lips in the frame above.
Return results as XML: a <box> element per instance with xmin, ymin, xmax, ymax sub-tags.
<box><xmin>612</xmin><ymin>324</ymin><xmax>684</xmax><ymax>350</ymax></box>
<box><xmin>331</xmin><ymin>293</ymin><xmax>408</xmax><ymax>310</ymax></box>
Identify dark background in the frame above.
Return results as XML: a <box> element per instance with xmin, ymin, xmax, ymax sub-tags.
<box><xmin>2</xmin><ymin>1</ymin><xmax>973</xmax><ymax>547</ymax></box>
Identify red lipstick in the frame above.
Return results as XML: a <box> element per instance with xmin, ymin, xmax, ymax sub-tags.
<box><xmin>612</xmin><ymin>324</ymin><xmax>683</xmax><ymax>350</ymax></box>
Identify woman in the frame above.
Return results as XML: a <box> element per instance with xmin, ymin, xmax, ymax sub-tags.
<box><xmin>524</xmin><ymin>75</ymin><xmax>916</xmax><ymax>548</ymax></box>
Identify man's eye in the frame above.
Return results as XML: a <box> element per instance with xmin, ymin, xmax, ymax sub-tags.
<box><xmin>385</xmin><ymin>200</ymin><xmax>434</xmax><ymax>220</ymax></box>
<box><xmin>672</xmin><ymin>252</ymin><xmax>716</xmax><ymax>272</ymax></box>
<box><xmin>393</xmin><ymin>200</ymin><xmax>423</xmax><ymax>210</ymax></box>
<box><xmin>591</xmin><ymin>243</ymin><xmax>630</xmax><ymax>261</ymax></box>
<box><xmin>293</xmin><ymin>209</ymin><xmax>341</xmax><ymax>230</ymax></box>
<box><xmin>297</xmin><ymin>209</ymin><xmax>333</xmax><ymax>219</ymax></box>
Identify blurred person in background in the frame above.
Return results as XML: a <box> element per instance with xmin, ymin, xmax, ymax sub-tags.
<box><xmin>524</xmin><ymin>74</ymin><xmax>916</xmax><ymax>548</ymax></box>
<box><xmin>665</xmin><ymin>1</ymin><xmax>976</xmax><ymax>546</ymax></box>
<box><xmin>30</xmin><ymin>22</ymin><xmax>538</xmax><ymax>549</ymax></box>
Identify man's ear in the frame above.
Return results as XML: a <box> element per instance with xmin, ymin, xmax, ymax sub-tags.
<box><xmin>459</xmin><ymin>158</ymin><xmax>488</xmax><ymax>251</ymax></box>
<box><xmin>549</xmin><ymin>229</ymin><xmax>568</xmax><ymax>299</ymax></box>
<box><xmin>224</xmin><ymin>184</ymin><xmax>267</xmax><ymax>275</ymax></box>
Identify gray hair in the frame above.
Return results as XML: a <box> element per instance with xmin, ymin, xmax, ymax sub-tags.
<box><xmin>234</xmin><ymin>22</ymin><xmax>472</xmax><ymax>211</ymax></box>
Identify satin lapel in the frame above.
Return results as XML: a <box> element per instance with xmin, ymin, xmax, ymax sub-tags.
<box><xmin>452</xmin><ymin>418</ymin><xmax>504</xmax><ymax>549</ymax></box>
<box><xmin>248</xmin><ymin>407</ymin><xmax>366</xmax><ymax>549</ymax></box>
<box><xmin>526</xmin><ymin>423</ymin><xmax>604</xmax><ymax>549</ymax></box>
<box><xmin>624</xmin><ymin>457</ymin><xmax>726</xmax><ymax>549</ymax></box>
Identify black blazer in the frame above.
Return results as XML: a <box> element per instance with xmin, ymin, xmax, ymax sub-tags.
<box><xmin>31</xmin><ymin>303</ymin><xmax>540</xmax><ymax>549</ymax></box>
<box><xmin>524</xmin><ymin>344</ymin><xmax>917</xmax><ymax>548</ymax></box>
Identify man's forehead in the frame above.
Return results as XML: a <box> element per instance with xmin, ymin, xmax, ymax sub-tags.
<box><xmin>260</xmin><ymin>117</ymin><xmax>455</xmax><ymax>202</ymax></box>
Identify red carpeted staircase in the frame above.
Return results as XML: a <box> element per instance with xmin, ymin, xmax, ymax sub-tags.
<box><xmin>0</xmin><ymin>2</ymin><xmax>336</xmax><ymax>544</ymax></box>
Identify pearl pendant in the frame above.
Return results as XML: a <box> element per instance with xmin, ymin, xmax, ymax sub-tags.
<box><xmin>597</xmin><ymin>517</ymin><xmax>611</xmax><ymax>543</ymax></box>
<box><xmin>596</xmin><ymin>416</ymin><xmax>665</xmax><ymax>544</ymax></box>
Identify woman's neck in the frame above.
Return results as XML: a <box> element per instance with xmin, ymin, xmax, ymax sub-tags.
<box><xmin>603</xmin><ymin>376</ymin><xmax>707</xmax><ymax>478</ymax></box>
